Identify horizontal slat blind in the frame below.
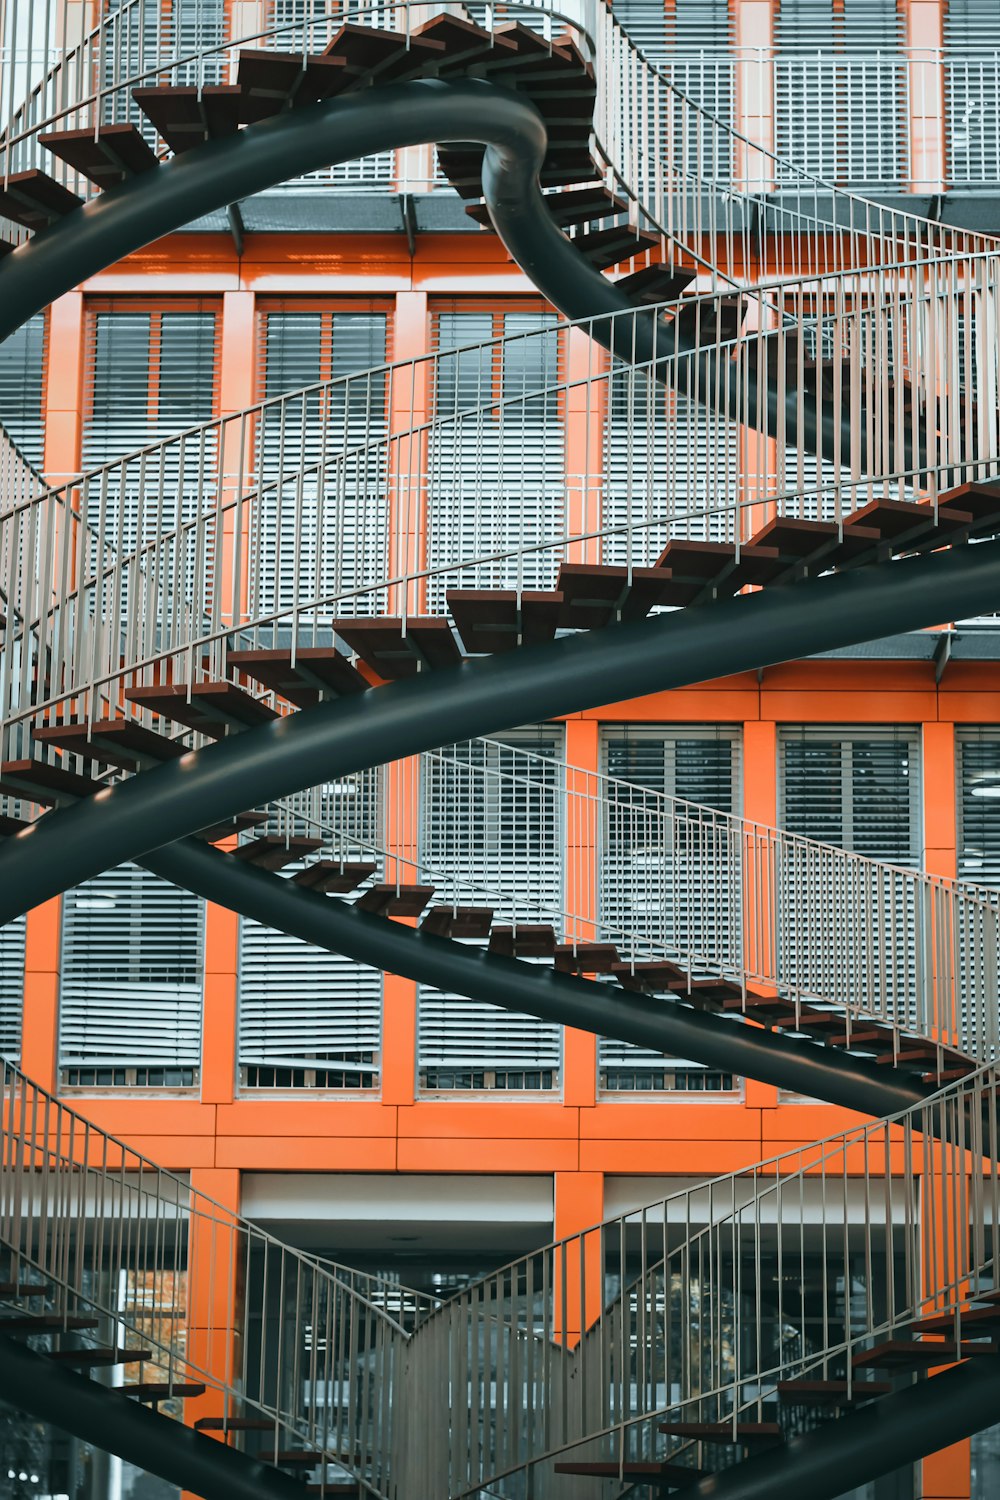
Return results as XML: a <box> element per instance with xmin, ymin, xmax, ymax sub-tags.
<box><xmin>958</xmin><ymin>729</ymin><xmax>1000</xmax><ymax>885</ymax></box>
<box><xmin>238</xmin><ymin>770</ymin><xmax>384</xmax><ymax>1089</ymax></box>
<box><xmin>598</xmin><ymin>725</ymin><xmax>741</xmax><ymax>1091</ymax></box>
<box><xmin>603</xmin><ymin>369</ymin><xmax>741</xmax><ymax>561</ymax></box>
<box><xmin>945</xmin><ymin>0</ymin><xmax>1000</xmax><ymax>186</ymax></box>
<box><xmin>427</xmin><ymin>309</ymin><xmax>565</xmax><ymax>607</ymax></box>
<box><xmin>59</xmin><ymin>864</ymin><xmax>204</xmax><ymax>1083</ymax></box>
<box><xmin>102</xmin><ymin>0</ymin><xmax>227</xmax><ymax>139</ymax></box>
<box><xmin>774</xmin><ymin>0</ymin><xmax>905</xmax><ymax>187</ymax></box>
<box><xmin>0</xmin><ymin>312</ymin><xmax>47</xmax><ymax>470</ymax></box>
<box><xmin>0</xmin><ymin>914</ymin><xmax>25</xmax><ymax>1061</ymax></box>
<box><xmin>779</xmin><ymin>725</ymin><xmax>919</xmax><ymax>861</ymax></box>
<box><xmin>418</xmin><ymin>728</ymin><xmax>564</xmax><ymax>1089</ymax></box>
<box><xmin>250</xmin><ymin>305</ymin><xmax>389</xmax><ymax>619</ymax></box>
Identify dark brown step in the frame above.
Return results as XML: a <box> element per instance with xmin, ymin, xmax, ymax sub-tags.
<box><xmin>49</xmin><ymin>1346</ymin><xmax>151</xmax><ymax>1368</ymax></box>
<box><xmin>132</xmin><ymin>85</ymin><xmax>243</xmax><ymax>154</ymax></box>
<box><xmin>554</xmin><ymin>1461</ymin><xmax>705</xmax><ymax>1484</ymax></box>
<box><xmin>195</xmin><ymin>811</ymin><xmax>267</xmax><ymax>844</ymax></box>
<box><xmin>656</xmin><ymin>539</ymin><xmax>785</xmax><ymax>599</ymax></box>
<box><xmin>355</xmin><ymin>883</ymin><xmax>435</xmax><ymax>918</ymax></box>
<box><xmin>936</xmin><ymin>479</ymin><xmax>1000</xmax><ymax>536</ymax></box>
<box><xmin>125</xmin><ymin>680</ymin><xmax>279</xmax><ymax>736</ymax></box>
<box><xmin>569</xmin><ymin>224</ymin><xmax>660</xmax><ymax>270</ymax></box>
<box><xmin>271</xmin><ymin>1451</ymin><xmax>327</xmax><ymax>1466</ymax></box>
<box><xmin>39</xmin><ymin>123</ymin><xmax>159</xmax><ymax>186</ymax></box>
<box><xmin>0</xmin><ymin>758</ymin><xmax>99</xmax><ymax>804</ymax></box>
<box><xmin>446</xmin><ymin>589</ymin><xmax>562</xmax><ymax>654</ymax></box>
<box><xmin>749</xmin><ymin>515</ymin><xmax>881</xmax><ymax>573</ymax></box>
<box><xmin>853</xmin><ymin>1339</ymin><xmax>998</xmax><ymax>1370</ymax></box>
<box><xmin>777</xmin><ymin>1379</ymin><xmax>892</xmax><ymax>1405</ymax></box>
<box><xmin>0</xmin><ymin>1315</ymin><xmax>98</xmax><ymax>1332</ymax></box>
<box><xmin>332</xmin><ymin>617</ymin><xmax>461</xmax><ymax>679</ymax></box>
<box><xmin>194</xmin><ymin>1416</ymin><xmax>277</xmax><ymax>1433</ymax></box>
<box><xmin>616</xmin><ymin>264</ymin><xmax>698</xmax><ymax>306</ymax></box>
<box><xmin>421</xmin><ymin>906</ymin><xmax>495</xmax><ymax>939</ymax></box>
<box><xmin>827</xmin><ymin>1027</ymin><xmax>896</xmax><ymax>1051</ymax></box>
<box><xmin>658</xmin><ymin>1421</ymin><xmax>783</xmax><ymax>1444</ymax></box>
<box><xmin>611</xmin><ymin>959</ymin><xmax>691</xmax><ymax>993</ymax></box>
<box><xmin>843</xmin><ymin>496</ymin><xmax>969</xmax><ymax>551</ymax></box>
<box><xmin>0</xmin><ymin>1282</ymin><xmax>49</xmax><ymax>1298</ymax></box>
<box><xmin>910</xmin><ymin>1306</ymin><xmax>1000</xmax><ymax>1336</ymax></box>
<box><xmin>128</xmin><ymin>1381</ymin><xmax>207</xmax><ymax>1402</ymax></box>
<box><xmin>414</xmin><ymin>13</ymin><xmax>520</xmax><ymax>72</ymax></box>
<box><xmin>321</xmin><ymin>23</ymin><xmax>446</xmax><ymax>85</ymax></box>
<box><xmin>304</xmin><ymin>1486</ymin><xmax>360</xmax><ymax>1497</ymax></box>
<box><xmin>291</xmin><ymin>861</ymin><xmax>377</xmax><ymax>894</ymax></box>
<box><xmin>555</xmin><ymin>563</ymin><xmax>679</xmax><ymax>627</ymax></box>
<box><xmin>675</xmin><ymin>295</ymin><xmax>744</xmax><ymax>343</ymax></box>
<box><xmin>232</xmin><ymin>835</ymin><xmax>324</xmax><ymax>872</ymax></box>
<box><xmin>0</xmin><ymin>169</ymin><xmax>83</xmax><ymax>227</ymax></box>
<box><xmin>227</xmin><ymin>647</ymin><xmax>367</xmax><ymax>707</ymax></box>
<box><xmin>32</xmin><ymin>716</ymin><xmax>184</xmax><ymax>770</ymax></box>
<box><xmin>488</xmin><ymin>924</ymin><xmax>556</xmax><ymax>958</ymax></box>
<box><xmin>466</xmin><ymin>181</ymin><xmax>624</xmax><ymax>231</ymax></box>
<box><xmin>554</xmin><ymin>942</ymin><xmax>620</xmax><ymax>974</ymax></box>
<box><xmin>236</xmin><ymin>49</ymin><xmax>348</xmax><ymax>121</ymax></box>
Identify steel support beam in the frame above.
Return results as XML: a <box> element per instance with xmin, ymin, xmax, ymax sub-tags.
<box><xmin>684</xmin><ymin>1356</ymin><xmax>1000</xmax><ymax>1500</ymax></box>
<box><xmin>0</xmin><ymin>1334</ymin><xmax>308</xmax><ymax>1500</ymax></box>
<box><xmin>143</xmin><ymin>836</ymin><xmax>929</xmax><ymax>1120</ymax></box>
<box><xmin>2</xmin><ymin>539</ymin><xmax>1000</xmax><ymax>924</ymax></box>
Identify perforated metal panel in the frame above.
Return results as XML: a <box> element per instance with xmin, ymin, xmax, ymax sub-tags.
<box><xmin>598</xmin><ymin>725</ymin><xmax>741</xmax><ymax>1092</ymax></box>
<box><xmin>0</xmin><ymin>312</ymin><xmax>46</xmax><ymax>471</ymax></box>
<box><xmin>945</xmin><ymin>0</ymin><xmax>1000</xmax><ymax>186</ymax></box>
<box><xmin>250</xmin><ymin>306</ymin><xmax>389</xmax><ymax>619</ymax></box>
<box><xmin>418</xmin><ymin>728</ymin><xmax>564</xmax><ymax>1090</ymax></box>
<box><xmin>59</xmin><ymin>863</ymin><xmax>205</xmax><ymax>1084</ymax></box>
<box><xmin>0</xmin><ymin>914</ymin><xmax>25</xmax><ymax>1062</ymax></box>
<box><xmin>426</xmin><ymin>309</ymin><xmax>565</xmax><ymax>607</ymax></box>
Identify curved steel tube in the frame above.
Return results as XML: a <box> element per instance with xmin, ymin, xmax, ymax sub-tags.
<box><xmin>2</xmin><ymin>537</ymin><xmax>999</xmax><ymax>924</ymax></box>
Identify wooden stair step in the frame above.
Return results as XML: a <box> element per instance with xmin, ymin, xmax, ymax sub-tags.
<box><xmin>925</xmin><ymin>1067</ymin><xmax>977</xmax><ymax>1083</ymax></box>
<box><xmin>321</xmin><ymin>23</ymin><xmax>446</xmax><ymax>84</ymax></box>
<box><xmin>0</xmin><ymin>1282</ymin><xmax>49</xmax><ymax>1298</ymax></box>
<box><xmin>488</xmin><ymin>924</ymin><xmax>557</xmax><ymax>958</ymax></box>
<box><xmin>827</xmin><ymin>1027</ymin><xmax>897</xmax><ymax>1051</ymax></box>
<box><xmin>39</xmin><ymin>123</ymin><xmax>159</xmax><ymax>186</ymax></box>
<box><xmin>303</xmin><ymin>1486</ymin><xmax>359</xmax><ymax>1497</ymax></box>
<box><xmin>235</xmin><ymin>49</ymin><xmax>348</xmax><ymax>121</ymax></box>
<box><xmin>0</xmin><ymin>169</ymin><xmax>83</xmax><ymax>227</ymax></box>
<box><xmin>540</xmin><ymin>184</ymin><xmax>627</xmax><ymax>228</ymax></box>
<box><xmin>555</xmin><ymin>563</ymin><xmax>680</xmax><ymax>626</ymax></box>
<box><xmin>570</xmin><ymin>224</ymin><xmax>660</xmax><ymax>270</ymax></box>
<box><xmin>853</xmin><ymin>1338</ymin><xmax>998</xmax><ymax>1370</ymax></box>
<box><xmin>271</xmin><ymin>1450</ymin><xmax>326</xmax><ymax>1465</ymax></box>
<box><xmin>675</xmin><ymin>296</ymin><xmax>744</xmax><ymax>342</ymax></box>
<box><xmin>844</xmin><ymin>497</ymin><xmax>966</xmax><ymax>550</ymax></box>
<box><xmin>49</xmin><ymin>1346</ymin><xmax>151</xmax><ymax>1367</ymax></box>
<box><xmin>292</xmin><ymin>860</ymin><xmax>378</xmax><ymax>894</ymax></box>
<box><xmin>32</xmin><ymin>716</ymin><xmax>184</xmax><ymax>770</ymax></box>
<box><xmin>232</xmin><ymin>835</ymin><xmax>324</xmax><ymax>872</ymax></box>
<box><xmin>446</xmin><ymin>589</ymin><xmax>562</xmax><ymax>654</ymax></box>
<box><xmin>877</xmin><ymin>1047</ymin><xmax>971</xmax><ymax>1072</ymax></box>
<box><xmin>910</xmin><ymin>1306</ymin><xmax>1000</xmax><ymax>1336</ymax></box>
<box><xmin>355</xmin><ymin>883</ymin><xmax>435</xmax><ymax>918</ymax></box>
<box><xmin>0</xmin><ymin>1314</ymin><xmax>98</xmax><ymax>1332</ymax></box>
<box><xmin>125</xmin><ymin>681</ymin><xmax>279</xmax><ymax>736</ymax></box>
<box><xmin>777</xmin><ymin>1379</ymin><xmax>892</xmax><ymax>1405</ymax></box>
<box><xmin>658</xmin><ymin>1421</ymin><xmax>783</xmax><ymax>1444</ymax></box>
<box><xmin>332</xmin><ymin>617</ymin><xmax>460</xmax><ymax>678</ymax></box>
<box><xmin>227</xmin><ymin>647</ymin><xmax>367</xmax><ymax>706</ymax></box>
<box><xmin>936</xmin><ymin>479</ymin><xmax>1000</xmax><ymax>535</ymax></box>
<box><xmin>131</xmin><ymin>85</ymin><xmax>243</xmax><ymax>154</ymax></box>
<box><xmin>128</xmin><ymin>1382</ymin><xmax>206</xmax><ymax>1402</ymax></box>
<box><xmin>195</xmin><ymin>811</ymin><xmax>267</xmax><ymax>844</ymax></box>
<box><xmin>611</xmin><ymin>959</ymin><xmax>690</xmax><ymax>992</ymax></box>
<box><xmin>194</xmin><ymin>1416</ymin><xmax>277</xmax><ymax>1432</ymax></box>
<box><xmin>655</xmin><ymin>539</ymin><xmax>784</xmax><ymax>598</ymax></box>
<box><xmin>554</xmin><ymin>942</ymin><xmax>621</xmax><ymax>973</ymax></box>
<box><xmin>413</xmin><ymin>13</ymin><xmax>519</xmax><ymax>71</ymax></box>
<box><xmin>0</xmin><ymin>758</ymin><xmax>99</xmax><ymax>804</ymax></box>
<box><xmin>421</xmin><ymin>906</ymin><xmax>495</xmax><ymax>939</ymax></box>
<box><xmin>554</xmin><ymin>1461</ymin><xmax>705</xmax><ymax>1484</ymax></box>
<box><xmin>616</xmin><ymin>264</ymin><xmax>697</xmax><ymax>306</ymax></box>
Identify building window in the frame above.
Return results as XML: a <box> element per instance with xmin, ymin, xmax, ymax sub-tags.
<box><xmin>59</xmin><ymin>864</ymin><xmax>205</xmax><ymax>1088</ymax></box>
<box><xmin>0</xmin><ymin>914</ymin><xmax>26</xmax><ymax>1064</ymax></box>
<box><xmin>0</xmin><ymin>311</ymin><xmax>47</xmax><ymax>470</ymax></box>
<box><xmin>250</xmin><ymin>302</ymin><xmax>389</xmax><ymax>620</ymax></box>
<box><xmin>426</xmin><ymin>306</ymin><xmax>565</xmax><ymax>608</ymax></box>
<box><xmin>417</xmin><ymin>728</ymin><xmax>564</xmax><ymax>1092</ymax></box>
<box><xmin>598</xmin><ymin>724</ymin><xmax>742</xmax><ymax>1095</ymax></box>
<box><xmin>945</xmin><ymin>0</ymin><xmax>1000</xmax><ymax>187</ymax></box>
<box><xmin>958</xmin><ymin>728</ymin><xmax>1000</xmax><ymax>885</ymax></box>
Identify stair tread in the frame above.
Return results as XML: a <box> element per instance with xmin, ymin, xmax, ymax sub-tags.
<box><xmin>39</xmin><ymin>122</ymin><xmax>160</xmax><ymax>185</ymax></box>
<box><xmin>227</xmin><ymin>646</ymin><xmax>367</xmax><ymax>705</ymax></box>
<box><xmin>554</xmin><ymin>1460</ymin><xmax>706</xmax><ymax>1481</ymax></box>
<box><xmin>0</xmin><ymin>1282</ymin><xmax>49</xmax><ymax>1298</ymax></box>
<box><xmin>554</xmin><ymin>942</ymin><xmax>621</xmax><ymax>972</ymax></box>
<box><xmin>0</xmin><ymin>1314</ymin><xmax>99</xmax><ymax>1331</ymax></box>
<box><xmin>236</xmin><ymin>48</ymin><xmax>348</xmax><ymax>121</ymax></box>
<box><xmin>658</xmin><ymin>1421</ymin><xmax>783</xmax><ymax>1442</ymax></box>
<box><xmin>125</xmin><ymin>680</ymin><xmax>279</xmax><ymax>736</ymax></box>
<box><xmin>194</xmin><ymin>1416</ymin><xmax>278</xmax><ymax>1432</ymax></box>
<box><xmin>128</xmin><ymin>1381</ymin><xmax>207</xmax><ymax>1400</ymax></box>
<box><xmin>0</xmin><ymin>168</ymin><xmax>84</xmax><ymax>227</ymax></box>
<box><xmin>132</xmin><ymin>84</ymin><xmax>243</xmax><ymax>153</ymax></box>
<box><xmin>777</xmin><ymin>1378</ymin><xmax>893</xmax><ymax>1402</ymax></box>
<box><xmin>49</xmin><ymin>1346</ymin><xmax>151</xmax><ymax>1366</ymax></box>
<box><xmin>421</xmin><ymin>905</ymin><xmax>495</xmax><ymax>939</ymax></box>
<box><xmin>32</xmin><ymin>716</ymin><xmax>184</xmax><ymax>768</ymax></box>
<box><xmin>232</xmin><ymin>835</ymin><xmax>324</xmax><ymax>871</ymax></box>
<box><xmin>488</xmin><ymin>924</ymin><xmax>557</xmax><ymax>957</ymax></box>
<box><xmin>332</xmin><ymin>616</ymin><xmax>461</xmax><ymax>679</ymax></box>
<box><xmin>446</xmin><ymin>589</ymin><xmax>563</xmax><ymax>653</ymax></box>
<box><xmin>355</xmin><ymin>882</ymin><xmax>435</xmax><ymax>918</ymax></box>
<box><xmin>0</xmin><ymin>758</ymin><xmax>99</xmax><ymax>804</ymax></box>
<box><xmin>853</xmin><ymin>1338</ymin><xmax>999</xmax><ymax>1368</ymax></box>
<box><xmin>195</xmin><ymin>811</ymin><xmax>268</xmax><ymax>844</ymax></box>
<box><xmin>292</xmin><ymin>860</ymin><xmax>378</xmax><ymax>894</ymax></box>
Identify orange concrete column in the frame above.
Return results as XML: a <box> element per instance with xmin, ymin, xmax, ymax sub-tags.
<box><xmin>553</xmin><ymin>1170</ymin><xmax>604</xmax><ymax>1344</ymax></box>
<box><xmin>183</xmin><ymin>1167</ymin><xmax>242</xmax><ymax>1499</ymax></box>
<box><xmin>200</xmin><ymin>901</ymin><xmax>239</xmax><ymax>1106</ymax></box>
<box><xmin>734</xmin><ymin>1</ymin><xmax>775</xmax><ymax>194</ymax></box>
<box><xmin>217</xmin><ymin>289</ymin><xmax>256</xmax><ymax>621</ymax></box>
<box><xmin>42</xmin><ymin>292</ymin><xmax>85</xmax><ymax>487</ymax></box>
<box><xmin>923</xmin><ymin>722</ymin><xmax>958</xmax><ymax>881</ymax></box>
<box><xmin>907</xmin><ymin>3</ymin><xmax>947</xmax><ymax>195</ymax></box>
<box><xmin>19</xmin><ymin>898</ymin><xmax>61</xmax><ymax>1093</ymax></box>
<box><xmin>742</xmin><ymin>718</ymin><xmax>778</xmax><ymax>1109</ymax></box>
<box><xmin>564</xmin><ymin>326</ymin><xmax>606</xmax><ymax>563</ymax></box>
<box><xmin>386</xmin><ymin>290</ymin><xmax>430</xmax><ymax>612</ymax></box>
<box><xmin>564</xmin><ymin>719</ymin><xmax>599</xmax><ymax>1109</ymax></box>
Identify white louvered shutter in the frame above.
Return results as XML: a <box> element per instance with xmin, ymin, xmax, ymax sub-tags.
<box><xmin>0</xmin><ymin>914</ymin><xmax>25</xmax><ymax>1061</ymax></box>
<box><xmin>0</xmin><ymin>313</ymin><xmax>47</xmax><ymax>471</ymax></box>
<box><xmin>958</xmin><ymin>729</ymin><xmax>1000</xmax><ymax>885</ymax></box>
<box><xmin>250</xmin><ymin>308</ymin><xmax>388</xmax><ymax>620</ymax></box>
<box><xmin>81</xmin><ymin>304</ymin><xmax>220</xmax><ymax>614</ymax></box>
<box><xmin>774</xmin><ymin>0</ymin><xmax>904</xmax><ymax>188</ymax></box>
<box><xmin>418</xmin><ymin>728</ymin><xmax>564</xmax><ymax>1090</ymax></box>
<box><xmin>59</xmin><ymin>864</ymin><xmax>205</xmax><ymax>1085</ymax></box>
<box><xmin>237</xmin><ymin>770</ymin><xmax>384</xmax><ymax>1090</ymax></box>
<box><xmin>101</xmin><ymin>0</ymin><xmax>227</xmax><ymax>142</ymax></box>
<box><xmin>598</xmin><ymin>725</ymin><xmax>742</xmax><ymax>1092</ymax></box>
<box><xmin>426</xmin><ymin>310</ymin><xmax>565</xmax><ymax>608</ymax></box>
<box><xmin>777</xmin><ymin>726</ymin><xmax>920</xmax><ymax>1027</ymax></box>
<box><xmin>945</xmin><ymin>1</ymin><xmax>1000</xmax><ymax>187</ymax></box>
<box><xmin>603</xmin><ymin>368</ymin><xmax>740</xmax><ymax>564</ymax></box>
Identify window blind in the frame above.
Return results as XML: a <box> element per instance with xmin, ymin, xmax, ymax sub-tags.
<box><xmin>958</xmin><ymin>729</ymin><xmax>1000</xmax><ymax>885</ymax></box>
<box><xmin>598</xmin><ymin>725</ymin><xmax>741</xmax><ymax>1092</ymax></box>
<box><xmin>774</xmin><ymin>0</ymin><xmax>905</xmax><ymax>187</ymax></box>
<box><xmin>945</xmin><ymin>0</ymin><xmax>1000</xmax><ymax>186</ymax></box>
<box><xmin>0</xmin><ymin>914</ymin><xmax>25</xmax><ymax>1062</ymax></box>
<box><xmin>0</xmin><ymin>312</ymin><xmax>46</xmax><ymax>470</ymax></box>
<box><xmin>251</xmin><ymin>306</ymin><xmax>388</xmax><ymax>619</ymax></box>
<box><xmin>59</xmin><ymin>863</ymin><xmax>205</xmax><ymax>1085</ymax></box>
<box><xmin>779</xmin><ymin>725</ymin><xmax>919</xmax><ymax>861</ymax></box>
<box><xmin>426</xmin><ymin>309</ymin><xmax>565</xmax><ymax>607</ymax></box>
<box><xmin>237</xmin><ymin>769</ymin><xmax>384</xmax><ymax>1090</ymax></box>
<box><xmin>603</xmin><ymin>366</ymin><xmax>741</xmax><ymax>562</ymax></box>
<box><xmin>418</xmin><ymin>728</ymin><xmax>564</xmax><ymax>1090</ymax></box>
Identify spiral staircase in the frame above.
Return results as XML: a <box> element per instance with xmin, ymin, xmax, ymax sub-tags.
<box><xmin>2</xmin><ymin>0</ymin><xmax>1000</xmax><ymax>1496</ymax></box>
